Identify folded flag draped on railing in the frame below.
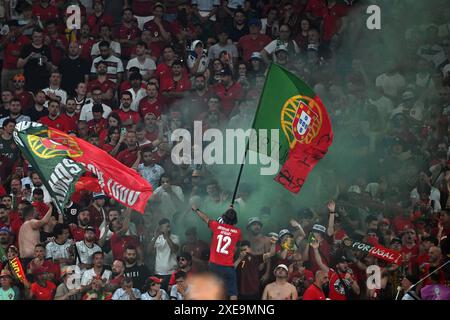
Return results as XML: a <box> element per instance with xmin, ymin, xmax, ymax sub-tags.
<box><xmin>252</xmin><ymin>64</ymin><xmax>333</xmax><ymax>193</ymax></box>
<box><xmin>13</xmin><ymin>122</ymin><xmax>153</xmax><ymax>214</ymax></box>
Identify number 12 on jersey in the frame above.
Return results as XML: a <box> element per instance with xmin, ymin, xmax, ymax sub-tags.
<box><xmin>216</xmin><ymin>234</ymin><xmax>231</xmax><ymax>254</ymax></box>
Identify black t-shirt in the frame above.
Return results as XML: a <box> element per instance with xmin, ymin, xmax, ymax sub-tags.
<box><xmin>59</xmin><ymin>57</ymin><xmax>90</xmax><ymax>96</ymax></box>
<box><xmin>124</xmin><ymin>264</ymin><xmax>150</xmax><ymax>291</ymax></box>
<box><xmin>25</xmin><ymin>105</ymin><xmax>49</xmax><ymax>122</ymax></box>
<box><xmin>64</xmin><ymin>202</ymin><xmax>81</xmax><ymax>225</ymax></box>
<box><xmin>40</xmin><ymin>230</ymin><xmax>55</xmax><ymax>243</ymax></box>
<box><xmin>19</xmin><ymin>44</ymin><xmax>52</xmax><ymax>93</ymax></box>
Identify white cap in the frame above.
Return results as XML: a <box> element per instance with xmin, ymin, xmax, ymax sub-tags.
<box><xmin>275</xmin><ymin>264</ymin><xmax>289</xmax><ymax>272</ymax></box>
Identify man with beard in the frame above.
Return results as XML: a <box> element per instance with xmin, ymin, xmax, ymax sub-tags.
<box><xmin>126</xmin><ymin>41</ymin><xmax>156</xmax><ymax>81</ymax></box>
<box><xmin>59</xmin><ymin>42</ymin><xmax>90</xmax><ymax>96</ymax></box>
<box><xmin>187</xmin><ymin>74</ymin><xmax>210</xmax><ymax>121</ymax></box>
<box><xmin>160</xmin><ymin>60</ymin><xmax>192</xmax><ymax>106</ymax></box>
<box><xmin>116</xmin><ymin>130</ymin><xmax>139</xmax><ymax>168</ymax></box>
<box><xmin>117</xmin><ymin>91</ymin><xmax>141</xmax><ymax>128</ymax></box>
<box><xmin>139</xmin><ymin>83</ymin><xmax>165</xmax><ymax>119</ymax></box>
<box><xmin>116</xmin><ymin>8</ymin><xmax>141</xmax><ymax>61</ymax></box>
<box><xmin>0</xmin><ymin>99</ymin><xmax>31</xmax><ymax>126</ymax></box>
<box><xmin>213</xmin><ymin>66</ymin><xmax>243</xmax><ymax>117</ymax></box>
<box><xmin>81</xmin><ymin>251</ymin><xmax>112</xmax><ymax>292</ymax></box>
<box><xmin>0</xmin><ymin>227</ymin><xmax>12</xmax><ymax>264</ymax></box>
<box><xmin>69</xmin><ymin>208</ymin><xmax>100</xmax><ymax>242</ymax></box>
<box><xmin>303</xmin><ymin>270</ymin><xmax>329</xmax><ymax>300</ymax></box>
<box><xmin>107</xmin><ymin>259</ymin><xmax>126</xmax><ymax>292</ymax></box>
<box><xmin>312</xmin><ymin>243</ymin><xmax>360</xmax><ymax>300</ymax></box>
<box><xmin>91</xmin><ymin>41</ymin><xmax>124</xmax><ymax>84</ymax></box>
<box><xmin>262</xmin><ymin>264</ymin><xmax>298</xmax><ymax>300</ymax></box>
<box><xmin>88</xmin><ymin>193</ymin><xmax>108</xmax><ymax>229</ymax></box>
<box><xmin>74</xmin><ymin>227</ymin><xmax>102</xmax><ymax>270</ymax></box>
<box><xmin>25</xmin><ymin>91</ymin><xmax>48</xmax><ymax>121</ymax></box>
<box><xmin>229</xmin><ymin>9</ymin><xmax>249</xmax><ymax>43</ymax></box>
<box><xmin>108</xmin><ymin>209</ymin><xmax>141</xmax><ymax>262</ymax></box>
<box><xmin>63</xmin><ymin>98</ymin><xmax>80</xmax><ymax>131</ymax></box>
<box><xmin>87</xmin><ymin>61</ymin><xmax>116</xmax><ymax>104</ymax></box>
<box><xmin>12</xmin><ymin>74</ymin><xmax>34</xmax><ymax>112</ymax></box>
<box><xmin>39</xmin><ymin>100</ymin><xmax>72</xmax><ymax>132</ymax></box>
<box><xmin>18</xmin><ymin>205</ymin><xmax>53</xmax><ymax>262</ymax></box>
<box><xmin>123</xmin><ymin>246</ymin><xmax>150</xmax><ymax>291</ymax></box>
<box><xmin>168</xmin><ymin>251</ymin><xmax>196</xmax><ymax>290</ymax></box>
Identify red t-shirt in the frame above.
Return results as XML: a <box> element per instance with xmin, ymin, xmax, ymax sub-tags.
<box><xmin>321</xmin><ymin>4</ymin><xmax>349</xmax><ymax>42</ymax></box>
<box><xmin>328</xmin><ymin>269</ymin><xmax>354</xmax><ymax>301</ymax></box>
<box><xmin>39</xmin><ymin>115</ymin><xmax>73</xmax><ymax>133</ymax></box>
<box><xmin>32</xmin><ymin>4</ymin><xmax>59</xmax><ymax>23</ymax></box>
<box><xmin>87</xmin><ymin>118</ymin><xmax>108</xmax><ymax>135</ymax></box>
<box><xmin>87</xmin><ymin>78</ymin><xmax>117</xmax><ymax>95</ymax></box>
<box><xmin>32</xmin><ymin>201</ymin><xmax>49</xmax><ymax>219</ymax></box>
<box><xmin>213</xmin><ymin>82</ymin><xmax>244</xmax><ymax>116</ymax></box>
<box><xmin>116</xmin><ymin>109</ymin><xmax>141</xmax><ymax>125</ymax></box>
<box><xmin>31</xmin><ymin>280</ymin><xmax>56</xmax><ymax>300</ymax></box>
<box><xmin>0</xmin><ymin>215</ymin><xmax>22</xmax><ymax>238</ymax></box>
<box><xmin>110</xmin><ymin>233</ymin><xmax>140</xmax><ymax>261</ymax></box>
<box><xmin>116</xmin><ymin>149</ymin><xmax>138</xmax><ymax>167</ymax></box>
<box><xmin>87</xmin><ymin>14</ymin><xmax>114</xmax><ymax>37</ymax></box>
<box><xmin>14</xmin><ymin>91</ymin><xmax>34</xmax><ymax>112</ymax></box>
<box><xmin>208</xmin><ymin>220</ymin><xmax>242</xmax><ymax>267</ymax></box>
<box><xmin>142</xmin><ymin>20</ymin><xmax>172</xmax><ymax>52</ymax></box>
<box><xmin>139</xmin><ymin>97</ymin><xmax>165</xmax><ymax>118</ymax></box>
<box><xmin>3</xmin><ymin>36</ymin><xmax>30</xmax><ymax>70</ymax></box>
<box><xmin>115</xmin><ymin>24</ymin><xmax>141</xmax><ymax>58</ymax></box>
<box><xmin>238</xmin><ymin>34</ymin><xmax>272</xmax><ymax>62</ymax></box>
<box><xmin>79</xmin><ymin>38</ymin><xmax>96</xmax><ymax>62</ymax></box>
<box><xmin>132</xmin><ymin>0</ymin><xmax>154</xmax><ymax>16</ymax></box>
<box><xmin>303</xmin><ymin>284</ymin><xmax>326</xmax><ymax>300</ymax></box>
<box><xmin>64</xmin><ymin>113</ymin><xmax>80</xmax><ymax>132</ymax></box>
<box><xmin>392</xmin><ymin>216</ymin><xmax>414</xmax><ymax>234</ymax></box>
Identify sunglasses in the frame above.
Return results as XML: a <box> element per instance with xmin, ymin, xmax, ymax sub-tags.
<box><xmin>178</xmin><ymin>257</ymin><xmax>186</xmax><ymax>261</ymax></box>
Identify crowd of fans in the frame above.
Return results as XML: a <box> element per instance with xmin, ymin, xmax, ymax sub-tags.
<box><xmin>0</xmin><ymin>0</ymin><xmax>448</xmax><ymax>300</ymax></box>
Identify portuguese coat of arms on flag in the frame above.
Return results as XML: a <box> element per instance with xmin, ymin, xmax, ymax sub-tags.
<box><xmin>252</xmin><ymin>64</ymin><xmax>333</xmax><ymax>193</ymax></box>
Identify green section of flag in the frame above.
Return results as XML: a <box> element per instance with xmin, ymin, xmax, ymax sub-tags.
<box><xmin>13</xmin><ymin>122</ymin><xmax>85</xmax><ymax>213</ymax></box>
<box><xmin>252</xmin><ymin>64</ymin><xmax>316</xmax><ymax>164</ymax></box>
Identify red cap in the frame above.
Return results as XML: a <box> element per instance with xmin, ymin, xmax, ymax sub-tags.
<box><xmin>149</xmin><ymin>276</ymin><xmax>162</xmax><ymax>284</ymax></box>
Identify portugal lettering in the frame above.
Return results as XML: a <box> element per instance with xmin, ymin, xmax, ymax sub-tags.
<box><xmin>107</xmin><ymin>179</ymin><xmax>141</xmax><ymax>206</ymax></box>
<box><xmin>48</xmin><ymin>159</ymin><xmax>83</xmax><ymax>204</ymax></box>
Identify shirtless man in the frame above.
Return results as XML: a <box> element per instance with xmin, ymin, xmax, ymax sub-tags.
<box><xmin>246</xmin><ymin>217</ymin><xmax>271</xmax><ymax>255</ymax></box>
<box><xmin>262</xmin><ymin>264</ymin><xmax>298</xmax><ymax>300</ymax></box>
<box><xmin>18</xmin><ymin>205</ymin><xmax>53</xmax><ymax>261</ymax></box>
<box><xmin>246</xmin><ymin>217</ymin><xmax>272</xmax><ymax>283</ymax></box>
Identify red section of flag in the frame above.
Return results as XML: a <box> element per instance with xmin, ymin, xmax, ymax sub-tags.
<box><xmin>9</xmin><ymin>257</ymin><xmax>27</xmax><ymax>283</ymax></box>
<box><xmin>73</xmin><ymin>137</ymin><xmax>153</xmax><ymax>213</ymax></box>
<box><xmin>75</xmin><ymin>176</ymin><xmax>102</xmax><ymax>193</ymax></box>
<box><xmin>275</xmin><ymin>96</ymin><xmax>333</xmax><ymax>193</ymax></box>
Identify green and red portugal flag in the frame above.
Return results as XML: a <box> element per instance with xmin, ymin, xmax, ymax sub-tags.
<box><xmin>253</xmin><ymin>64</ymin><xmax>333</xmax><ymax>193</ymax></box>
<box><xmin>13</xmin><ymin>122</ymin><xmax>153</xmax><ymax>213</ymax></box>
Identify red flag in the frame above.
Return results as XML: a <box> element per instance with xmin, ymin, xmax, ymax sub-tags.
<box><xmin>275</xmin><ymin>95</ymin><xmax>333</xmax><ymax>193</ymax></box>
<box><xmin>9</xmin><ymin>257</ymin><xmax>27</xmax><ymax>283</ymax></box>
<box><xmin>73</xmin><ymin>137</ymin><xmax>152</xmax><ymax>213</ymax></box>
<box><xmin>75</xmin><ymin>176</ymin><xmax>102</xmax><ymax>193</ymax></box>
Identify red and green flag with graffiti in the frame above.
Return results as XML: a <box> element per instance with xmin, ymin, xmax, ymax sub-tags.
<box><xmin>13</xmin><ymin>122</ymin><xmax>153</xmax><ymax>213</ymax></box>
<box><xmin>252</xmin><ymin>64</ymin><xmax>333</xmax><ymax>193</ymax></box>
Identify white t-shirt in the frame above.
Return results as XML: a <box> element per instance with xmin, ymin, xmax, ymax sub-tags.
<box><xmin>46</xmin><ymin>239</ymin><xmax>73</xmax><ymax>261</ymax></box>
<box><xmin>91</xmin><ymin>55</ymin><xmax>124</xmax><ymax>83</ymax></box>
<box><xmin>187</xmin><ymin>53</ymin><xmax>209</xmax><ymax>74</ymax></box>
<box><xmin>152</xmin><ymin>185</ymin><xmax>185</xmax><ymax>220</ymax></box>
<box><xmin>91</xmin><ymin>41</ymin><xmax>121</xmax><ymax>57</ymax></box>
<box><xmin>191</xmin><ymin>0</ymin><xmax>220</xmax><ymax>11</ymax></box>
<box><xmin>170</xmin><ymin>284</ymin><xmax>189</xmax><ymax>300</ymax></box>
<box><xmin>112</xmin><ymin>288</ymin><xmax>141</xmax><ymax>300</ymax></box>
<box><xmin>368</xmin><ymin>95</ymin><xmax>394</xmax><ymax>118</ymax></box>
<box><xmin>126</xmin><ymin>88</ymin><xmax>147</xmax><ymax>112</ymax></box>
<box><xmin>80</xmin><ymin>267</ymin><xmax>112</xmax><ymax>286</ymax></box>
<box><xmin>141</xmin><ymin>289</ymin><xmax>169</xmax><ymax>300</ymax></box>
<box><xmin>410</xmin><ymin>187</ymin><xmax>441</xmax><ymax>213</ymax></box>
<box><xmin>138</xmin><ymin>163</ymin><xmax>165</xmax><ymax>190</ymax></box>
<box><xmin>126</xmin><ymin>57</ymin><xmax>156</xmax><ymax>76</ymax></box>
<box><xmin>75</xmin><ymin>241</ymin><xmax>102</xmax><ymax>265</ymax></box>
<box><xmin>375</xmin><ymin>73</ymin><xmax>406</xmax><ymax>98</ymax></box>
<box><xmin>152</xmin><ymin>234</ymin><xmax>180</xmax><ymax>275</ymax></box>
<box><xmin>42</xmin><ymin>87</ymin><xmax>68</xmax><ymax>105</ymax></box>
<box><xmin>79</xmin><ymin>102</ymin><xmax>112</xmax><ymax>122</ymax></box>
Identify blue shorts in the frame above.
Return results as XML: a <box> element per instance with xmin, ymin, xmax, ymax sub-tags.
<box><xmin>208</xmin><ymin>263</ymin><xmax>238</xmax><ymax>297</ymax></box>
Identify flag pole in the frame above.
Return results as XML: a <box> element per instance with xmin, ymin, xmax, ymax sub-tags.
<box><xmin>231</xmin><ymin>63</ymin><xmax>275</xmax><ymax>206</ymax></box>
